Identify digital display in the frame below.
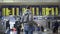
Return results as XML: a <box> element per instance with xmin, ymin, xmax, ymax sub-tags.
<box><xmin>0</xmin><ymin>5</ymin><xmax>59</xmax><ymax>16</ymax></box>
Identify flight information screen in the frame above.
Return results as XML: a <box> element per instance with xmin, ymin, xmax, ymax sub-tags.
<box><xmin>0</xmin><ymin>5</ymin><xmax>59</xmax><ymax>16</ymax></box>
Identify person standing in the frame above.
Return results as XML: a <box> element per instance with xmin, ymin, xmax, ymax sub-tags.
<box><xmin>41</xmin><ymin>26</ymin><xmax>44</xmax><ymax>32</ymax></box>
<box><xmin>6</xmin><ymin>20</ymin><xmax>10</xmax><ymax>29</ymax></box>
<box><xmin>9</xmin><ymin>15</ymin><xmax>16</xmax><ymax>34</ymax></box>
<box><xmin>37</xmin><ymin>24</ymin><xmax>41</xmax><ymax>34</ymax></box>
<box><xmin>6</xmin><ymin>20</ymin><xmax>10</xmax><ymax>34</ymax></box>
<box><xmin>14</xmin><ymin>21</ymin><xmax>22</xmax><ymax>34</ymax></box>
<box><xmin>22</xmin><ymin>6</ymin><xmax>34</xmax><ymax>34</ymax></box>
<box><xmin>53</xmin><ymin>20</ymin><xmax>59</xmax><ymax>34</ymax></box>
<box><xmin>48</xmin><ymin>21</ymin><xmax>50</xmax><ymax>29</ymax></box>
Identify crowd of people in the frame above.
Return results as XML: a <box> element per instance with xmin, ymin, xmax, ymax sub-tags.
<box><xmin>6</xmin><ymin>21</ymin><xmax>45</xmax><ymax>34</ymax></box>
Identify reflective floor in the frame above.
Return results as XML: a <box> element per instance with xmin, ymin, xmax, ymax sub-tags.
<box><xmin>20</xmin><ymin>30</ymin><xmax>60</xmax><ymax>34</ymax></box>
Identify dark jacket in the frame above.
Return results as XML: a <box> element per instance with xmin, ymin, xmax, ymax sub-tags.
<box><xmin>54</xmin><ymin>21</ymin><xmax>59</xmax><ymax>28</ymax></box>
<box><xmin>6</xmin><ymin>21</ymin><xmax>10</xmax><ymax>29</ymax></box>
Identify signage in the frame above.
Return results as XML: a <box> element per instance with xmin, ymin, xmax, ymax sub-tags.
<box><xmin>0</xmin><ymin>5</ymin><xmax>59</xmax><ymax>16</ymax></box>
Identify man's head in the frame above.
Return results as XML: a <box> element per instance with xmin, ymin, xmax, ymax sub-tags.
<box><xmin>27</xmin><ymin>6</ymin><xmax>31</xmax><ymax>9</ymax></box>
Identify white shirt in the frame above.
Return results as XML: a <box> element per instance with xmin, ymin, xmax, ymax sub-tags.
<box><xmin>9</xmin><ymin>16</ymin><xmax>16</xmax><ymax>29</ymax></box>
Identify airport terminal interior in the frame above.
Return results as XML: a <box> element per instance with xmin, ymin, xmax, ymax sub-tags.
<box><xmin>0</xmin><ymin>0</ymin><xmax>60</xmax><ymax>34</ymax></box>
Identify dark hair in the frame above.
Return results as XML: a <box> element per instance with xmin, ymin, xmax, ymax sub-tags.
<box><xmin>27</xmin><ymin>6</ymin><xmax>31</xmax><ymax>9</ymax></box>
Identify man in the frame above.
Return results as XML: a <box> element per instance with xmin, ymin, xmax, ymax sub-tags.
<box><xmin>53</xmin><ymin>20</ymin><xmax>59</xmax><ymax>34</ymax></box>
<box><xmin>14</xmin><ymin>21</ymin><xmax>22</xmax><ymax>34</ymax></box>
<box><xmin>22</xmin><ymin>6</ymin><xmax>34</xmax><ymax>34</ymax></box>
<box><xmin>5</xmin><ymin>20</ymin><xmax>10</xmax><ymax>34</ymax></box>
<box><xmin>6</xmin><ymin>20</ymin><xmax>10</xmax><ymax>30</ymax></box>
